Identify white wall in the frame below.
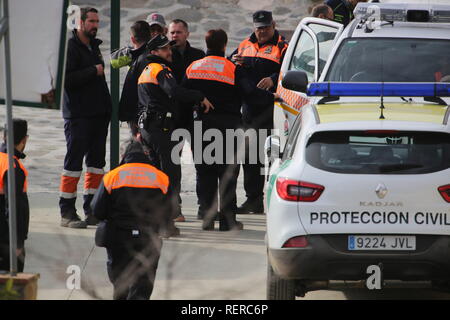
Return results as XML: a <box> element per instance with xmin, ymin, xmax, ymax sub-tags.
<box><xmin>0</xmin><ymin>0</ymin><xmax>64</xmax><ymax>102</ymax></box>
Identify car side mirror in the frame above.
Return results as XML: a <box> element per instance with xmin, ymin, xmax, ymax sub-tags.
<box><xmin>282</xmin><ymin>70</ymin><xmax>309</xmax><ymax>93</ymax></box>
<box><xmin>265</xmin><ymin>135</ymin><xmax>282</xmax><ymax>162</ymax></box>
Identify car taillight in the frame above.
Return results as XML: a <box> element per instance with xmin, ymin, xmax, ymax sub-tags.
<box><xmin>283</xmin><ymin>236</ymin><xmax>308</xmax><ymax>248</ymax></box>
<box><xmin>276</xmin><ymin>178</ymin><xmax>324</xmax><ymax>202</ymax></box>
<box><xmin>438</xmin><ymin>185</ymin><xmax>450</xmax><ymax>203</ymax></box>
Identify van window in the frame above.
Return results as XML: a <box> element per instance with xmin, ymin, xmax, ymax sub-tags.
<box><xmin>326</xmin><ymin>38</ymin><xmax>450</xmax><ymax>82</ymax></box>
<box><xmin>305</xmin><ymin>131</ymin><xmax>450</xmax><ymax>174</ymax></box>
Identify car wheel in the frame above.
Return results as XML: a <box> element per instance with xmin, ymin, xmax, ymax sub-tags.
<box><xmin>267</xmin><ymin>262</ymin><xmax>296</xmax><ymax>300</ymax></box>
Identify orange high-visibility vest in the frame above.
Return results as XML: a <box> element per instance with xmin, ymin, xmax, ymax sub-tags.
<box><xmin>138</xmin><ymin>63</ymin><xmax>173</xmax><ymax>85</ymax></box>
<box><xmin>186</xmin><ymin>56</ymin><xmax>236</xmax><ymax>86</ymax></box>
<box><xmin>0</xmin><ymin>152</ymin><xmax>28</xmax><ymax>195</ymax></box>
<box><xmin>103</xmin><ymin>163</ymin><xmax>169</xmax><ymax>195</ymax></box>
<box><xmin>237</xmin><ymin>35</ymin><xmax>287</xmax><ymax>65</ymax></box>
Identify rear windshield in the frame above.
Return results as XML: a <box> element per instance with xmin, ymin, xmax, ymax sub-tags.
<box><xmin>305</xmin><ymin>131</ymin><xmax>450</xmax><ymax>174</ymax></box>
<box><xmin>325</xmin><ymin>38</ymin><xmax>450</xmax><ymax>82</ymax></box>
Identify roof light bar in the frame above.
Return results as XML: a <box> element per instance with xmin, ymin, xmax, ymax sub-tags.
<box><xmin>355</xmin><ymin>3</ymin><xmax>450</xmax><ymax>23</ymax></box>
<box><xmin>307</xmin><ymin>82</ymin><xmax>450</xmax><ymax>98</ymax></box>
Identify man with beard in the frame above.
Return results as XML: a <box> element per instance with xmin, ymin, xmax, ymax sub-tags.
<box><xmin>59</xmin><ymin>7</ymin><xmax>111</xmax><ymax>228</ymax></box>
<box><xmin>137</xmin><ymin>34</ymin><xmax>213</xmax><ymax>236</ymax></box>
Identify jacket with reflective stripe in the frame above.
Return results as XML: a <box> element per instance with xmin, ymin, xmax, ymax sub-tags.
<box><xmin>103</xmin><ymin>163</ymin><xmax>169</xmax><ymax>195</ymax></box>
<box><xmin>137</xmin><ymin>55</ymin><xmax>204</xmax><ymax>127</ymax></box>
<box><xmin>184</xmin><ymin>53</ymin><xmax>275</xmax><ymax>122</ymax></box>
<box><xmin>0</xmin><ymin>145</ymin><xmax>30</xmax><ymax>248</ymax></box>
<box><xmin>0</xmin><ymin>152</ymin><xmax>28</xmax><ymax>194</ymax></box>
<box><xmin>186</xmin><ymin>56</ymin><xmax>236</xmax><ymax>85</ymax></box>
<box><xmin>92</xmin><ymin>158</ymin><xmax>171</xmax><ymax>230</ymax></box>
<box><xmin>231</xmin><ymin>30</ymin><xmax>288</xmax><ymax>91</ymax></box>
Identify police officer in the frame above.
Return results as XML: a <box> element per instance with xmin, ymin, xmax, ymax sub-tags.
<box><xmin>0</xmin><ymin>119</ymin><xmax>29</xmax><ymax>272</ymax></box>
<box><xmin>91</xmin><ymin>140</ymin><xmax>170</xmax><ymax>300</ymax></box>
<box><xmin>184</xmin><ymin>29</ymin><xmax>279</xmax><ymax>231</ymax></box>
<box><xmin>230</xmin><ymin>11</ymin><xmax>288</xmax><ymax>214</ymax></box>
<box><xmin>137</xmin><ymin>34</ymin><xmax>213</xmax><ymax>227</ymax></box>
<box><xmin>325</xmin><ymin>0</ymin><xmax>367</xmax><ymax>27</ymax></box>
<box><xmin>60</xmin><ymin>7</ymin><xmax>111</xmax><ymax>228</ymax></box>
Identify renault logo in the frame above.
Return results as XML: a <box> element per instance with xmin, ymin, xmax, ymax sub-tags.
<box><xmin>375</xmin><ymin>183</ymin><xmax>388</xmax><ymax>199</ymax></box>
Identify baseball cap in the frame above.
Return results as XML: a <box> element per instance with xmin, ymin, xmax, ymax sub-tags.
<box><xmin>146</xmin><ymin>12</ymin><xmax>166</xmax><ymax>27</ymax></box>
<box><xmin>147</xmin><ymin>34</ymin><xmax>176</xmax><ymax>51</ymax></box>
<box><xmin>253</xmin><ymin>10</ymin><xmax>273</xmax><ymax>28</ymax></box>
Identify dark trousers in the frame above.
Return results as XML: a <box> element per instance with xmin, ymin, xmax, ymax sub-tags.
<box><xmin>192</xmin><ymin>117</ymin><xmax>240</xmax><ymax>222</ymax></box>
<box><xmin>0</xmin><ymin>244</ymin><xmax>25</xmax><ymax>273</ymax></box>
<box><xmin>240</xmin><ymin>121</ymin><xmax>269</xmax><ymax>201</ymax></box>
<box><xmin>59</xmin><ymin>117</ymin><xmax>110</xmax><ymax>216</ymax></box>
<box><xmin>196</xmin><ymin>162</ymin><xmax>239</xmax><ymax>219</ymax></box>
<box><xmin>106</xmin><ymin>230</ymin><xmax>161</xmax><ymax>300</ymax></box>
<box><xmin>140</xmin><ymin>127</ymin><xmax>181</xmax><ymax>218</ymax></box>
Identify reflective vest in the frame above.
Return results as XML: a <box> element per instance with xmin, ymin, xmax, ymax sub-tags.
<box><xmin>0</xmin><ymin>152</ymin><xmax>28</xmax><ymax>195</ymax></box>
<box><xmin>103</xmin><ymin>163</ymin><xmax>169</xmax><ymax>195</ymax></box>
<box><xmin>186</xmin><ymin>56</ymin><xmax>236</xmax><ymax>85</ymax></box>
<box><xmin>138</xmin><ymin>63</ymin><xmax>173</xmax><ymax>85</ymax></box>
<box><xmin>237</xmin><ymin>35</ymin><xmax>287</xmax><ymax>65</ymax></box>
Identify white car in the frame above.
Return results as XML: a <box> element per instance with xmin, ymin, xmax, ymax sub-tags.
<box><xmin>265</xmin><ymin>82</ymin><xmax>450</xmax><ymax>299</ymax></box>
<box><xmin>274</xmin><ymin>2</ymin><xmax>450</xmax><ymax>148</ymax></box>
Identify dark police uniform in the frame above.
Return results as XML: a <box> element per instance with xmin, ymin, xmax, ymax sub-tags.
<box><xmin>137</xmin><ymin>35</ymin><xmax>206</xmax><ymax>220</ymax></box>
<box><xmin>0</xmin><ymin>144</ymin><xmax>29</xmax><ymax>272</ymax></box>
<box><xmin>184</xmin><ymin>51</ymin><xmax>275</xmax><ymax>230</ymax></box>
<box><xmin>91</xmin><ymin>142</ymin><xmax>170</xmax><ymax>300</ymax></box>
<box><xmin>60</xmin><ymin>30</ymin><xmax>111</xmax><ymax>225</ymax></box>
<box><xmin>326</xmin><ymin>0</ymin><xmax>355</xmax><ymax>27</ymax></box>
<box><xmin>230</xmin><ymin>11</ymin><xmax>288</xmax><ymax>213</ymax></box>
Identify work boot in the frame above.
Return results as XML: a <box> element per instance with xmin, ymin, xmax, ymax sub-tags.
<box><xmin>61</xmin><ymin>212</ymin><xmax>87</xmax><ymax>229</ymax></box>
<box><xmin>160</xmin><ymin>221</ymin><xmax>181</xmax><ymax>238</ymax></box>
<box><xmin>219</xmin><ymin>211</ymin><xmax>244</xmax><ymax>231</ymax></box>
<box><xmin>236</xmin><ymin>197</ymin><xmax>264</xmax><ymax>214</ymax></box>
<box><xmin>85</xmin><ymin>214</ymin><xmax>99</xmax><ymax>226</ymax></box>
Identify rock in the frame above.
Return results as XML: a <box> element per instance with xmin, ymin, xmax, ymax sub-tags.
<box><xmin>274</xmin><ymin>7</ymin><xmax>291</xmax><ymax>16</ymax></box>
<box><xmin>149</xmin><ymin>0</ymin><xmax>176</xmax><ymax>8</ymax></box>
<box><xmin>202</xmin><ymin>20</ymin><xmax>230</xmax><ymax>32</ymax></box>
<box><xmin>100</xmin><ymin>8</ymin><xmax>128</xmax><ymax>19</ymax></box>
<box><xmin>121</xmin><ymin>0</ymin><xmax>150</xmax><ymax>8</ymax></box>
<box><xmin>167</xmin><ymin>8</ymin><xmax>203</xmax><ymax>22</ymax></box>
<box><xmin>178</xmin><ymin>0</ymin><xmax>202</xmax><ymax>8</ymax></box>
<box><xmin>236</xmin><ymin>27</ymin><xmax>253</xmax><ymax>37</ymax></box>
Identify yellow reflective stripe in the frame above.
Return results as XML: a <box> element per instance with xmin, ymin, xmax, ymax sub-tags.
<box><xmin>275</xmin><ymin>102</ymin><xmax>299</xmax><ymax>116</ymax></box>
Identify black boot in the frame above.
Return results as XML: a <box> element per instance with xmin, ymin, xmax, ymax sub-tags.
<box><xmin>236</xmin><ymin>197</ymin><xmax>264</xmax><ymax>214</ymax></box>
<box><xmin>219</xmin><ymin>211</ymin><xmax>243</xmax><ymax>231</ymax></box>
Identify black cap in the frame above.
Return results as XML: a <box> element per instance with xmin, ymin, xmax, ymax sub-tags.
<box><xmin>253</xmin><ymin>10</ymin><xmax>273</xmax><ymax>28</ymax></box>
<box><xmin>146</xmin><ymin>34</ymin><xmax>176</xmax><ymax>51</ymax></box>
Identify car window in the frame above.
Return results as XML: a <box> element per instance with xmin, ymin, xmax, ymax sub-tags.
<box><xmin>282</xmin><ymin>115</ymin><xmax>302</xmax><ymax>162</ymax></box>
<box><xmin>308</xmin><ymin>24</ymin><xmax>338</xmax><ymax>76</ymax></box>
<box><xmin>288</xmin><ymin>31</ymin><xmax>315</xmax><ymax>82</ymax></box>
<box><xmin>305</xmin><ymin>131</ymin><xmax>450</xmax><ymax>174</ymax></box>
<box><xmin>326</xmin><ymin>38</ymin><xmax>450</xmax><ymax>82</ymax></box>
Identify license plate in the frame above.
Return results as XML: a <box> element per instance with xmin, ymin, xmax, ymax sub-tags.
<box><xmin>348</xmin><ymin>235</ymin><xmax>416</xmax><ymax>251</ymax></box>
